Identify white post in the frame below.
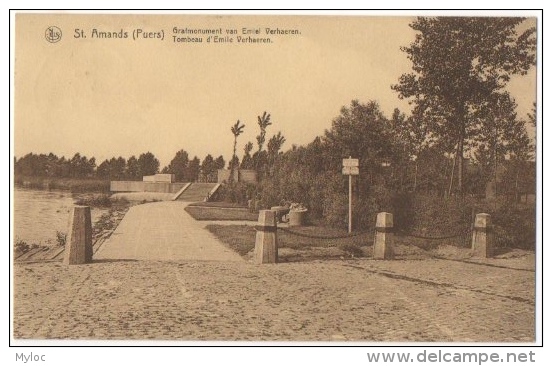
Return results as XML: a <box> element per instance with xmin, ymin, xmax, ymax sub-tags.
<box><xmin>472</xmin><ymin>213</ymin><xmax>493</xmax><ymax>258</ymax></box>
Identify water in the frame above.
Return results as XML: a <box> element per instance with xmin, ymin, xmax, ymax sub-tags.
<box><xmin>13</xmin><ymin>187</ymin><xmax>107</xmax><ymax>246</ymax></box>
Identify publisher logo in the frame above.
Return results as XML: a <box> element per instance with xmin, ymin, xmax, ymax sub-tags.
<box><xmin>45</xmin><ymin>26</ymin><xmax>62</xmax><ymax>43</ymax></box>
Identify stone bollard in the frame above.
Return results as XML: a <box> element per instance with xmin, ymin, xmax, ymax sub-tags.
<box><xmin>63</xmin><ymin>206</ymin><xmax>93</xmax><ymax>265</ymax></box>
<box><xmin>472</xmin><ymin>213</ymin><xmax>493</xmax><ymax>258</ymax></box>
<box><xmin>254</xmin><ymin>210</ymin><xmax>278</xmax><ymax>264</ymax></box>
<box><xmin>373</xmin><ymin>212</ymin><xmax>394</xmax><ymax>260</ymax></box>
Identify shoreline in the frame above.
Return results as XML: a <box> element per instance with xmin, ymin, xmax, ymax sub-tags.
<box><xmin>14</xmin><ymin>201</ymin><xmax>131</xmax><ymax>262</ymax></box>
<box><xmin>14</xmin><ymin>176</ymin><xmax>111</xmax><ymax>193</ymax></box>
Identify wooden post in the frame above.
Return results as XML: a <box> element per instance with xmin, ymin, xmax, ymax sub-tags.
<box><xmin>348</xmin><ymin>173</ymin><xmax>353</xmax><ymax>233</ymax></box>
<box><xmin>373</xmin><ymin>212</ymin><xmax>394</xmax><ymax>260</ymax></box>
<box><xmin>254</xmin><ymin>210</ymin><xmax>278</xmax><ymax>264</ymax></box>
<box><xmin>342</xmin><ymin>156</ymin><xmax>359</xmax><ymax>233</ymax></box>
<box><xmin>63</xmin><ymin>206</ymin><xmax>93</xmax><ymax>265</ymax></box>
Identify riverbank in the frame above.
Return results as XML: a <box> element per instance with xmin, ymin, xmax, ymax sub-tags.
<box><xmin>14</xmin><ymin>198</ymin><xmax>131</xmax><ymax>262</ymax></box>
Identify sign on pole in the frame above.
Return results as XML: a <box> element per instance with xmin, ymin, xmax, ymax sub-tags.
<box><xmin>342</xmin><ymin>158</ymin><xmax>359</xmax><ymax>167</ymax></box>
<box><xmin>342</xmin><ymin>166</ymin><xmax>359</xmax><ymax>175</ymax></box>
<box><xmin>342</xmin><ymin>157</ymin><xmax>359</xmax><ymax>233</ymax></box>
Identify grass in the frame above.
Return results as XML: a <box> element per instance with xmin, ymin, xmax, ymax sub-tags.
<box><xmin>204</xmin><ymin>224</ymin><xmax>478</xmax><ymax>261</ymax></box>
<box><xmin>205</xmin><ymin>224</ymin><xmax>372</xmax><ymax>259</ymax></box>
<box><xmin>185</xmin><ymin>206</ymin><xmax>258</xmax><ymax>221</ymax></box>
<box><xmin>14</xmin><ymin>239</ymin><xmax>41</xmax><ymax>254</ymax></box>
<box><xmin>74</xmin><ymin>194</ymin><xmax>112</xmax><ymax>207</ymax></box>
<box><xmin>92</xmin><ymin>205</ymin><xmax>131</xmax><ymax>238</ymax></box>
<box><xmin>74</xmin><ymin>193</ymin><xmax>130</xmax><ymax>208</ymax></box>
<box><xmin>14</xmin><ymin>230</ymin><xmax>67</xmax><ymax>258</ymax></box>
<box><xmin>205</xmin><ymin>225</ymin><xmax>257</xmax><ymax>256</ymax></box>
<box><xmin>188</xmin><ymin>201</ymin><xmax>248</xmax><ymax>209</ymax></box>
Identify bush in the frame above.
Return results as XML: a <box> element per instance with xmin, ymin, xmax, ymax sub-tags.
<box><xmin>489</xmin><ymin>202</ymin><xmax>536</xmax><ymax>250</ymax></box>
<box><xmin>216</xmin><ymin>182</ymin><xmax>257</xmax><ymax>206</ymax></box>
<box><xmin>322</xmin><ymin>191</ymin><xmax>349</xmax><ymax>228</ymax></box>
<box><xmin>14</xmin><ymin>239</ymin><xmax>39</xmax><ymax>253</ymax></box>
<box><xmin>56</xmin><ymin>231</ymin><xmax>67</xmax><ymax>247</ymax></box>
<box><xmin>400</xmin><ymin>194</ymin><xmax>473</xmax><ymax>237</ymax></box>
<box><xmin>322</xmin><ymin>184</ymin><xmax>399</xmax><ymax>231</ymax></box>
<box><xmin>386</xmin><ymin>194</ymin><xmax>536</xmax><ymax>250</ymax></box>
<box><xmin>74</xmin><ymin>194</ymin><xmax>112</xmax><ymax>207</ymax></box>
<box><xmin>257</xmin><ymin>179</ymin><xmax>281</xmax><ymax>209</ymax></box>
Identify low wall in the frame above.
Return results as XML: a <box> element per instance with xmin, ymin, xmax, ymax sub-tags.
<box><xmin>143</xmin><ymin>174</ymin><xmax>175</xmax><ymax>183</ymax></box>
<box><xmin>110</xmin><ymin>181</ymin><xmax>187</xmax><ymax>193</ymax></box>
<box><xmin>217</xmin><ymin>169</ymin><xmax>257</xmax><ymax>184</ymax></box>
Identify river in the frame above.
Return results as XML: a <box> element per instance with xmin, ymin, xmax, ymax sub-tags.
<box><xmin>13</xmin><ymin>187</ymin><xmax>108</xmax><ymax>246</ymax></box>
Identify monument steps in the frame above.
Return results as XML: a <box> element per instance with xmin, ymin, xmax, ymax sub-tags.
<box><xmin>175</xmin><ymin>183</ymin><xmax>218</xmax><ymax>202</ymax></box>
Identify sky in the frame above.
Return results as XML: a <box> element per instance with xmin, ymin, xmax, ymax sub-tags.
<box><xmin>14</xmin><ymin>13</ymin><xmax>537</xmax><ymax>168</ymax></box>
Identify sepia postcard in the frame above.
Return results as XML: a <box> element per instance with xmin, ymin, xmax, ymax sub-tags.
<box><xmin>11</xmin><ymin>11</ymin><xmax>540</xmax><ymax>348</ymax></box>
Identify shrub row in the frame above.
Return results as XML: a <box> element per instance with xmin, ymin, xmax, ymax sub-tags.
<box><xmin>218</xmin><ymin>180</ymin><xmax>536</xmax><ymax>250</ymax></box>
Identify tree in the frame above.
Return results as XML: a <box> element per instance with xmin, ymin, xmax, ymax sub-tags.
<box><xmin>68</xmin><ymin>153</ymin><xmax>95</xmax><ymax>178</ymax></box>
<box><xmin>97</xmin><ymin>157</ymin><xmax>126</xmax><ymax>180</ymax></box>
<box><xmin>126</xmin><ymin>156</ymin><xmax>140</xmax><ymax>180</ymax></box>
<box><xmin>44</xmin><ymin>153</ymin><xmax>60</xmax><ymax>177</ymax></box>
<box><xmin>58</xmin><ymin>156</ymin><xmax>70</xmax><ymax>178</ymax></box>
<box><xmin>470</xmin><ymin>92</ymin><xmax>534</xmax><ymax>198</ymax></box>
<box><xmin>14</xmin><ymin>153</ymin><xmax>47</xmax><ymax>177</ymax></box>
<box><xmin>504</xmin><ymin>113</ymin><xmax>534</xmax><ymax>201</ymax></box>
<box><xmin>228</xmin><ymin>156</ymin><xmax>240</xmax><ymax>170</ymax></box>
<box><xmin>230</xmin><ymin>120</ymin><xmax>245</xmax><ymax>182</ymax></box>
<box><xmin>200</xmin><ymin>154</ymin><xmax>216</xmax><ymax>182</ymax></box>
<box><xmin>114</xmin><ymin>157</ymin><xmax>126</xmax><ymax>179</ymax></box>
<box><xmin>184</xmin><ymin>156</ymin><xmax>200</xmax><ymax>182</ymax></box>
<box><xmin>389</xmin><ymin>108</ymin><xmax>427</xmax><ymax>191</ymax></box>
<box><xmin>137</xmin><ymin>152</ymin><xmax>160</xmax><ymax>177</ymax></box>
<box><xmin>214</xmin><ymin>155</ymin><xmax>225</xmax><ymax>170</ymax></box>
<box><xmin>165</xmin><ymin>150</ymin><xmax>189</xmax><ymax>181</ymax></box>
<box><xmin>97</xmin><ymin>158</ymin><xmax>111</xmax><ymax>179</ymax></box>
<box><xmin>256</xmin><ymin>112</ymin><xmax>272</xmax><ymax>153</ymax></box>
<box><xmin>528</xmin><ymin>102</ymin><xmax>537</xmax><ymax>128</ymax></box>
<box><xmin>392</xmin><ymin>17</ymin><xmax>536</xmax><ymax>196</ymax></box>
<box><xmin>69</xmin><ymin>153</ymin><xmax>82</xmax><ymax>178</ymax></box>
<box><xmin>240</xmin><ymin>142</ymin><xmax>254</xmax><ymax>170</ymax></box>
<box><xmin>255</xmin><ymin>111</ymin><xmax>272</xmax><ymax>176</ymax></box>
<box><xmin>323</xmin><ymin>100</ymin><xmax>394</xmax><ymax>186</ymax></box>
<box><xmin>267</xmin><ymin>131</ymin><xmax>286</xmax><ymax>174</ymax></box>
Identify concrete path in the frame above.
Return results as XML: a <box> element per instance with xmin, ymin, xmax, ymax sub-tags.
<box><xmin>94</xmin><ymin>201</ymin><xmax>243</xmax><ymax>262</ymax></box>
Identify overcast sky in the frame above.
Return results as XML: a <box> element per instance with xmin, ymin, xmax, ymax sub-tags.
<box><xmin>14</xmin><ymin>14</ymin><xmax>537</xmax><ymax>167</ymax></box>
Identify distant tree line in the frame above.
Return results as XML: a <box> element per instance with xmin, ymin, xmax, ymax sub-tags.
<box><xmin>14</xmin><ymin>151</ymin><xmax>226</xmax><ymax>183</ymax></box>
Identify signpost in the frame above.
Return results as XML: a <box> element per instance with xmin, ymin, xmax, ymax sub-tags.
<box><xmin>342</xmin><ymin>166</ymin><xmax>359</xmax><ymax>175</ymax></box>
<box><xmin>342</xmin><ymin>157</ymin><xmax>359</xmax><ymax>233</ymax></box>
